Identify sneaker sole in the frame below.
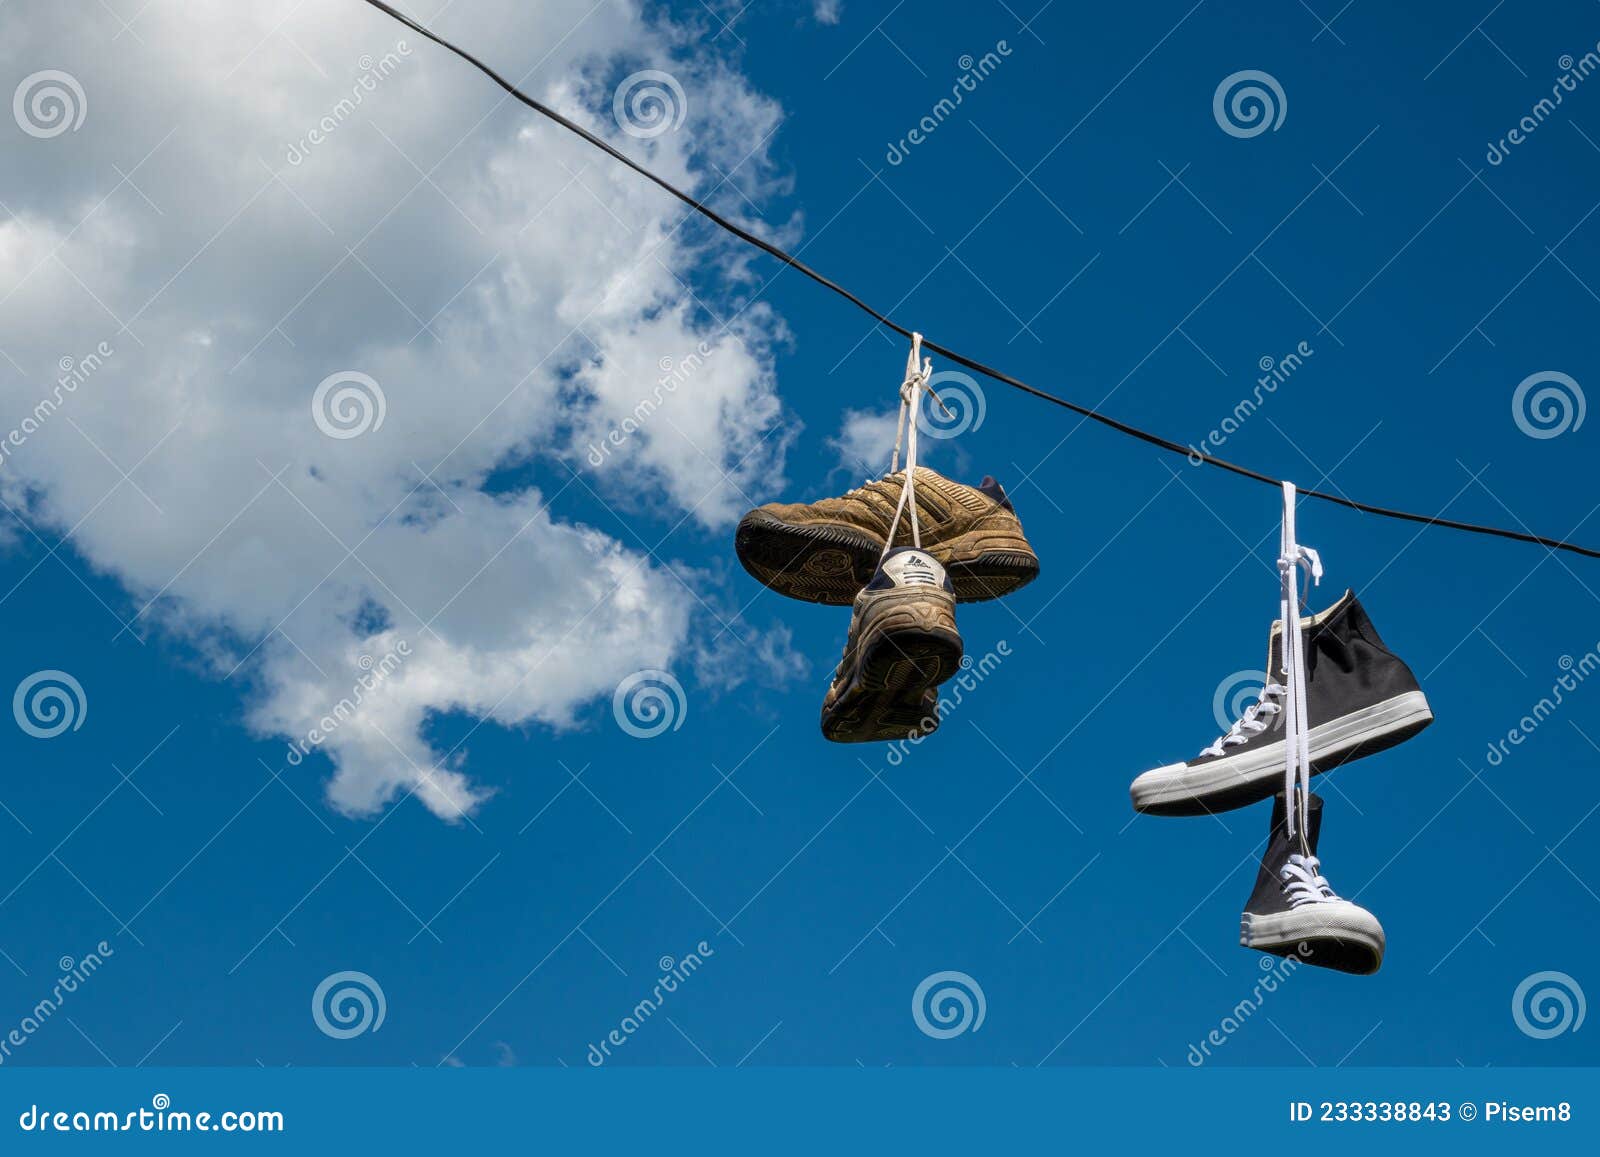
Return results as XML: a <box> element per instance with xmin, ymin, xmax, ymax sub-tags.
<box><xmin>735</xmin><ymin>510</ymin><xmax>1039</xmax><ymax>605</ymax></box>
<box><xmin>821</xmin><ymin>611</ymin><xmax>964</xmax><ymax>744</ymax></box>
<box><xmin>1241</xmin><ymin>903</ymin><xmax>1385</xmax><ymax>975</ymax></box>
<box><xmin>1130</xmin><ymin>691</ymin><xmax>1434</xmax><ymax>816</ymax></box>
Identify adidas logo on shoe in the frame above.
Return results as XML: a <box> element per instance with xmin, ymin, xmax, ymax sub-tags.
<box><xmin>1130</xmin><ymin>591</ymin><xmax>1433</xmax><ymax>815</ymax></box>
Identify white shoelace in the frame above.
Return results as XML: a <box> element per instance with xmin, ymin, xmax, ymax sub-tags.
<box><xmin>1200</xmin><ymin>683</ymin><xmax>1287</xmax><ymax>758</ymax></box>
<box><xmin>880</xmin><ymin>332</ymin><xmax>949</xmax><ymax>559</ymax></box>
<box><xmin>1278</xmin><ymin>482</ymin><xmax>1323</xmax><ymax>847</ymax></box>
<box><xmin>1279</xmin><ymin>853</ymin><xmax>1339</xmax><ymax>908</ymax></box>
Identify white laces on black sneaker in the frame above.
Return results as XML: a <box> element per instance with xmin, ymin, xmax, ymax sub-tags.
<box><xmin>1200</xmin><ymin>682</ymin><xmax>1288</xmax><ymax>758</ymax></box>
<box><xmin>1279</xmin><ymin>853</ymin><xmax>1340</xmax><ymax>907</ymax></box>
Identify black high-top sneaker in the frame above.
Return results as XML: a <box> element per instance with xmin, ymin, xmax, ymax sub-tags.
<box><xmin>820</xmin><ymin>548</ymin><xmax>963</xmax><ymax>743</ymax></box>
<box><xmin>1241</xmin><ymin>792</ymin><xmax>1385</xmax><ymax>975</ymax></box>
<box><xmin>1130</xmin><ymin>590</ymin><xmax>1433</xmax><ymax>815</ymax></box>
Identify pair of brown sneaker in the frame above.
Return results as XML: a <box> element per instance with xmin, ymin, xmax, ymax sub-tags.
<box><xmin>734</xmin><ymin>468</ymin><xmax>1040</xmax><ymax>742</ymax></box>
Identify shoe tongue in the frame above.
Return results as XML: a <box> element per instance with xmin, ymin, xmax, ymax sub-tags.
<box><xmin>976</xmin><ymin>475</ymin><xmax>1014</xmax><ymax>512</ymax></box>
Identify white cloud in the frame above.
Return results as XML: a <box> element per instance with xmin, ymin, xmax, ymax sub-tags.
<box><xmin>814</xmin><ymin>1</ymin><xmax>844</xmax><ymax>25</ymax></box>
<box><xmin>0</xmin><ymin>0</ymin><xmax>798</xmax><ymax>819</ymax></box>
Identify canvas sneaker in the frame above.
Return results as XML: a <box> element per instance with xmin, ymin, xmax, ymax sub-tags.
<box><xmin>1130</xmin><ymin>591</ymin><xmax>1433</xmax><ymax>816</ymax></box>
<box><xmin>1240</xmin><ymin>791</ymin><xmax>1385</xmax><ymax>975</ymax></box>
<box><xmin>820</xmin><ymin>548</ymin><xmax>964</xmax><ymax>743</ymax></box>
<box><xmin>736</xmin><ymin>467</ymin><xmax>1039</xmax><ymax>605</ymax></box>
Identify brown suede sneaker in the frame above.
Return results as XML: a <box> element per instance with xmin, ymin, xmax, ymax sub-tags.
<box><xmin>820</xmin><ymin>548</ymin><xmax>964</xmax><ymax>743</ymax></box>
<box><xmin>736</xmin><ymin>468</ymin><xmax>1039</xmax><ymax>605</ymax></box>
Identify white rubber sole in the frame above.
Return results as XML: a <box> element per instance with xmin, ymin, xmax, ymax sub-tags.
<box><xmin>1130</xmin><ymin>691</ymin><xmax>1432</xmax><ymax>814</ymax></box>
<box><xmin>1241</xmin><ymin>901</ymin><xmax>1386</xmax><ymax>974</ymax></box>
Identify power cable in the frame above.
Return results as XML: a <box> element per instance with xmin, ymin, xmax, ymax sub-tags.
<box><xmin>355</xmin><ymin>0</ymin><xmax>1600</xmax><ymax>560</ymax></box>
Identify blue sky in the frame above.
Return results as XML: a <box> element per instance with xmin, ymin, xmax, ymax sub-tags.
<box><xmin>0</xmin><ymin>0</ymin><xmax>1596</xmax><ymax>1069</ymax></box>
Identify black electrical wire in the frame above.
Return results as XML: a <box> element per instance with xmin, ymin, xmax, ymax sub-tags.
<box><xmin>356</xmin><ymin>0</ymin><xmax>1600</xmax><ymax>561</ymax></box>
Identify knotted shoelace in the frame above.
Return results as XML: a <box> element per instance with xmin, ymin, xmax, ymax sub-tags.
<box><xmin>877</xmin><ymin>332</ymin><xmax>956</xmax><ymax>560</ymax></box>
